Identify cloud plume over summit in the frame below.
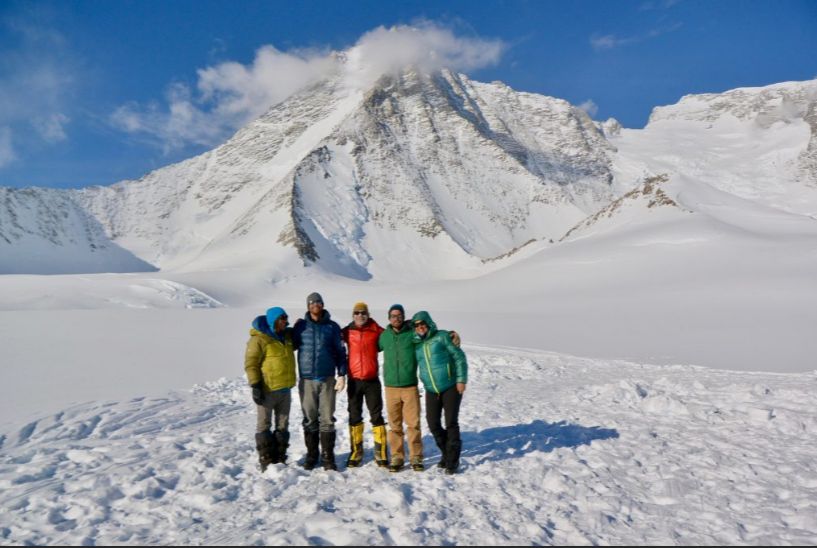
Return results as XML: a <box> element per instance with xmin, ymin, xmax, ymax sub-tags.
<box><xmin>110</xmin><ymin>22</ymin><xmax>505</xmax><ymax>152</ymax></box>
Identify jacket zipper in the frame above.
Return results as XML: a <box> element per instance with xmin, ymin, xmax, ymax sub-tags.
<box><xmin>423</xmin><ymin>341</ymin><xmax>439</xmax><ymax>393</ymax></box>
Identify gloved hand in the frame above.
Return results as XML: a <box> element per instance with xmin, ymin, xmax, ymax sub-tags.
<box><xmin>251</xmin><ymin>383</ymin><xmax>264</xmax><ymax>405</ymax></box>
<box><xmin>334</xmin><ymin>375</ymin><xmax>346</xmax><ymax>393</ymax></box>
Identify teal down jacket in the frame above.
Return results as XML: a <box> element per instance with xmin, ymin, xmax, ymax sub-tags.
<box><xmin>411</xmin><ymin>311</ymin><xmax>467</xmax><ymax>394</ymax></box>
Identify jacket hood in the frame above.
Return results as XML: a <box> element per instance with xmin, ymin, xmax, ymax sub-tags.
<box><xmin>266</xmin><ymin>307</ymin><xmax>287</xmax><ymax>328</ymax></box>
<box><xmin>411</xmin><ymin>310</ymin><xmax>438</xmax><ymax>341</ymax></box>
<box><xmin>251</xmin><ymin>315</ymin><xmax>275</xmax><ymax>338</ymax></box>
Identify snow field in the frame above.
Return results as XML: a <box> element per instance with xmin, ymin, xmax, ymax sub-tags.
<box><xmin>1</xmin><ymin>346</ymin><xmax>815</xmax><ymax>545</ymax></box>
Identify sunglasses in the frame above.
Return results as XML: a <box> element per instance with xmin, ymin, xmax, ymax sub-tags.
<box><xmin>413</xmin><ymin>321</ymin><xmax>428</xmax><ymax>328</ymax></box>
<box><xmin>389</xmin><ymin>313</ymin><xmax>404</xmax><ymax>319</ymax></box>
<box><xmin>353</xmin><ymin>311</ymin><xmax>368</xmax><ymax>316</ymax></box>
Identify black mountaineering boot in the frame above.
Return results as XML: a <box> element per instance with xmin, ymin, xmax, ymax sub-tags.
<box><xmin>320</xmin><ymin>431</ymin><xmax>337</xmax><ymax>471</ymax></box>
<box><xmin>274</xmin><ymin>429</ymin><xmax>290</xmax><ymax>464</ymax></box>
<box><xmin>255</xmin><ymin>431</ymin><xmax>277</xmax><ymax>472</ymax></box>
<box><xmin>388</xmin><ymin>460</ymin><xmax>405</xmax><ymax>473</ymax></box>
<box><xmin>303</xmin><ymin>429</ymin><xmax>320</xmax><ymax>471</ymax></box>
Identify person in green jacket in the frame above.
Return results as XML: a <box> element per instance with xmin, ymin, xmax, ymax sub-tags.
<box><xmin>244</xmin><ymin>306</ymin><xmax>297</xmax><ymax>471</ymax></box>
<box><xmin>379</xmin><ymin>304</ymin><xmax>424</xmax><ymax>473</ymax></box>
<box><xmin>412</xmin><ymin>310</ymin><xmax>468</xmax><ymax>475</ymax></box>
<box><xmin>380</xmin><ymin>305</ymin><xmax>461</xmax><ymax>473</ymax></box>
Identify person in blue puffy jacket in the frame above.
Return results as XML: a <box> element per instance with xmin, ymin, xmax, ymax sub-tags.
<box><xmin>292</xmin><ymin>292</ymin><xmax>348</xmax><ymax>471</ymax></box>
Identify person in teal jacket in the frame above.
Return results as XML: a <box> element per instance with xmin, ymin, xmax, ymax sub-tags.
<box><xmin>411</xmin><ymin>310</ymin><xmax>468</xmax><ymax>474</ymax></box>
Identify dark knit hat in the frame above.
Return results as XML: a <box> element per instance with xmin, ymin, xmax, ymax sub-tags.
<box><xmin>388</xmin><ymin>304</ymin><xmax>405</xmax><ymax>316</ymax></box>
<box><xmin>307</xmin><ymin>292</ymin><xmax>324</xmax><ymax>306</ymax></box>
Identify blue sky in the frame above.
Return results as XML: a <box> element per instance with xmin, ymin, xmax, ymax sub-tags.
<box><xmin>1</xmin><ymin>0</ymin><xmax>816</xmax><ymax>189</ymax></box>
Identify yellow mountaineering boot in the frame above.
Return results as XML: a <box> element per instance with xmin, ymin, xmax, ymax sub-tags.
<box><xmin>346</xmin><ymin>422</ymin><xmax>364</xmax><ymax>468</ymax></box>
<box><xmin>373</xmin><ymin>424</ymin><xmax>388</xmax><ymax>467</ymax></box>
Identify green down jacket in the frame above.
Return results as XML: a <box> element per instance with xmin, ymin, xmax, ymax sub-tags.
<box><xmin>411</xmin><ymin>311</ymin><xmax>467</xmax><ymax>394</ymax></box>
<box><xmin>379</xmin><ymin>321</ymin><xmax>419</xmax><ymax>387</ymax></box>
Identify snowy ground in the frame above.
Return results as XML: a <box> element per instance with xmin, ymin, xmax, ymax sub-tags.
<box><xmin>1</xmin><ymin>344</ymin><xmax>815</xmax><ymax>545</ymax></box>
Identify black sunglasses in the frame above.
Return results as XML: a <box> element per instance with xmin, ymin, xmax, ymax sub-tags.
<box><xmin>353</xmin><ymin>311</ymin><xmax>368</xmax><ymax>316</ymax></box>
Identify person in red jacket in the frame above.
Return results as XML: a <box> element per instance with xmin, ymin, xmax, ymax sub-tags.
<box><xmin>341</xmin><ymin>301</ymin><xmax>388</xmax><ymax>468</ymax></box>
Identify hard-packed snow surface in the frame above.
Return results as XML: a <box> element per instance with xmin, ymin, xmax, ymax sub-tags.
<box><xmin>1</xmin><ymin>345</ymin><xmax>815</xmax><ymax>545</ymax></box>
<box><xmin>2</xmin><ymin>74</ymin><xmax>817</xmax><ymax>545</ymax></box>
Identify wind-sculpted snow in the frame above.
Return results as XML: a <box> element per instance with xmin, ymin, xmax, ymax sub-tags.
<box><xmin>1</xmin><ymin>346</ymin><xmax>815</xmax><ymax>545</ymax></box>
<box><xmin>0</xmin><ymin>275</ymin><xmax>223</xmax><ymax>310</ymax></box>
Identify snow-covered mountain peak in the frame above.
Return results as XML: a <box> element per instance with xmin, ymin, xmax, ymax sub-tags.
<box><xmin>648</xmin><ymin>79</ymin><xmax>817</xmax><ymax>126</ymax></box>
<box><xmin>3</xmin><ymin>75</ymin><xmax>817</xmax><ymax>277</ymax></box>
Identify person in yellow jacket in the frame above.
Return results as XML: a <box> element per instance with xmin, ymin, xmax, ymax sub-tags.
<box><xmin>244</xmin><ymin>307</ymin><xmax>297</xmax><ymax>471</ymax></box>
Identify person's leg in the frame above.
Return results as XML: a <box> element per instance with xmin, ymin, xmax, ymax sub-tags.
<box><xmin>347</xmin><ymin>378</ymin><xmax>365</xmax><ymax>426</ymax></box>
<box><xmin>299</xmin><ymin>379</ymin><xmax>320</xmax><ymax>470</ymax></box>
<box><xmin>256</xmin><ymin>392</ymin><xmax>273</xmax><ymax>433</ymax></box>
<box><xmin>272</xmin><ymin>390</ymin><xmax>291</xmax><ymax>464</ymax></box>
<box><xmin>365</xmin><ymin>379</ymin><xmax>388</xmax><ymax>466</ymax></box>
<box><xmin>346</xmin><ymin>378</ymin><xmax>365</xmax><ymax>466</ymax></box>
<box><xmin>441</xmin><ymin>387</ymin><xmax>463</xmax><ymax>473</ymax></box>
<box><xmin>425</xmin><ymin>390</ymin><xmax>447</xmax><ymax>468</ymax></box>
<box><xmin>385</xmin><ymin>387</ymin><xmax>405</xmax><ymax>466</ymax></box>
<box><xmin>365</xmin><ymin>379</ymin><xmax>385</xmax><ymax>426</ymax></box>
<box><xmin>404</xmin><ymin>386</ymin><xmax>424</xmax><ymax>468</ymax></box>
<box><xmin>254</xmin><ymin>391</ymin><xmax>277</xmax><ymax>470</ymax></box>
<box><xmin>318</xmin><ymin>377</ymin><xmax>337</xmax><ymax>470</ymax></box>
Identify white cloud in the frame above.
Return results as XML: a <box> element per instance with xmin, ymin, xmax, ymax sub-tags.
<box><xmin>578</xmin><ymin>100</ymin><xmax>599</xmax><ymax>118</ymax></box>
<box><xmin>111</xmin><ymin>22</ymin><xmax>505</xmax><ymax>152</ymax></box>
<box><xmin>590</xmin><ymin>34</ymin><xmax>631</xmax><ymax>51</ymax></box>
<box><xmin>639</xmin><ymin>0</ymin><xmax>681</xmax><ymax>11</ymax></box>
<box><xmin>196</xmin><ymin>45</ymin><xmax>337</xmax><ymax>122</ymax></box>
<box><xmin>0</xmin><ymin>127</ymin><xmax>16</xmax><ymax>167</ymax></box>
<box><xmin>0</xmin><ymin>11</ymin><xmax>76</xmax><ymax>168</ymax></box>
<box><xmin>591</xmin><ymin>23</ymin><xmax>682</xmax><ymax>51</ymax></box>
<box><xmin>345</xmin><ymin>23</ymin><xmax>504</xmax><ymax>87</ymax></box>
<box><xmin>111</xmin><ymin>84</ymin><xmax>233</xmax><ymax>153</ymax></box>
<box><xmin>32</xmin><ymin>113</ymin><xmax>70</xmax><ymax>143</ymax></box>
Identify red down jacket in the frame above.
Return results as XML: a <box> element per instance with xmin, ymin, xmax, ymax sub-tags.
<box><xmin>342</xmin><ymin>319</ymin><xmax>385</xmax><ymax>381</ymax></box>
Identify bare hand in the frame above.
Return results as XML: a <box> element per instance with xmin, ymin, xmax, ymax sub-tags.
<box><xmin>456</xmin><ymin>383</ymin><xmax>466</xmax><ymax>395</ymax></box>
<box><xmin>450</xmin><ymin>330</ymin><xmax>461</xmax><ymax>347</ymax></box>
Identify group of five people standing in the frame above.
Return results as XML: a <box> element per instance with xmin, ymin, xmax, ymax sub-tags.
<box><xmin>244</xmin><ymin>292</ymin><xmax>467</xmax><ymax>475</ymax></box>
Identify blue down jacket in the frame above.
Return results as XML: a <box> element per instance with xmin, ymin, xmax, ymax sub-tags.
<box><xmin>292</xmin><ymin>309</ymin><xmax>348</xmax><ymax>380</ymax></box>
